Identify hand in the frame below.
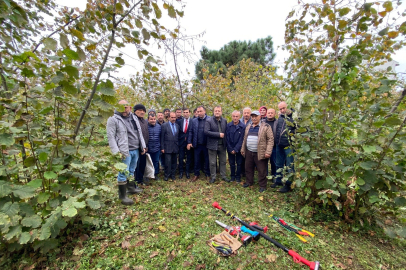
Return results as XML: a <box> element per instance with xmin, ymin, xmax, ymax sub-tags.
<box><xmin>161</xmin><ymin>150</ymin><xmax>165</xmax><ymax>153</ymax></box>
<box><xmin>265</xmin><ymin>154</ymin><xmax>271</xmax><ymax>158</ymax></box>
<box><xmin>241</xmin><ymin>151</ymin><xmax>245</xmax><ymax>157</ymax></box>
<box><xmin>231</xmin><ymin>150</ymin><xmax>236</xmax><ymax>155</ymax></box>
<box><xmin>187</xmin><ymin>144</ymin><xmax>192</xmax><ymax>150</ymax></box>
<box><xmin>145</xmin><ymin>147</ymin><xmax>148</xmax><ymax>152</ymax></box>
<box><xmin>141</xmin><ymin>148</ymin><xmax>146</xmax><ymax>155</ymax></box>
<box><xmin>219</xmin><ymin>133</ymin><xmax>224</xmax><ymax>138</ymax></box>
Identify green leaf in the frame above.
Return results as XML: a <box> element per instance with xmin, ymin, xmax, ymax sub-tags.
<box><xmin>385</xmin><ymin>117</ymin><xmax>401</xmax><ymax>126</ymax></box>
<box><xmin>115</xmin><ymin>57</ymin><xmax>125</xmax><ymax>65</ymax></box>
<box><xmin>135</xmin><ymin>19</ymin><xmax>143</xmax><ymax>28</ymax></box>
<box><xmin>39</xmin><ymin>106</ymin><xmax>53</xmax><ymax>114</ymax></box>
<box><xmin>378</xmin><ymin>27</ymin><xmax>389</xmax><ymax>36</ymax></box>
<box><xmin>27</xmin><ymin>178</ymin><xmax>43</xmax><ymax>189</ymax></box>
<box><xmin>0</xmin><ymin>180</ymin><xmax>13</xmax><ymax>197</ymax></box>
<box><xmin>44</xmin><ymin>171</ymin><xmax>57</xmax><ymax>180</ymax></box>
<box><xmin>137</xmin><ymin>50</ymin><xmax>143</xmax><ymax>59</ymax></box>
<box><xmin>142</xmin><ymin>28</ymin><xmax>150</xmax><ymax>40</ymax></box>
<box><xmin>12</xmin><ymin>185</ymin><xmax>36</xmax><ymax>199</ymax></box>
<box><xmin>114</xmin><ymin>162</ymin><xmax>128</xmax><ymax>171</ymax></box>
<box><xmin>59</xmin><ymin>184</ymin><xmax>73</xmax><ymax>196</ymax></box>
<box><xmin>338</xmin><ymin>7</ymin><xmax>351</xmax><ymax>16</ymax></box>
<box><xmin>5</xmin><ymin>225</ymin><xmax>22</xmax><ymax>240</ymax></box>
<box><xmin>0</xmin><ymin>212</ymin><xmax>10</xmax><ymax>225</ymax></box>
<box><xmin>1</xmin><ymin>202</ymin><xmax>19</xmax><ymax>216</ymax></box>
<box><xmin>38</xmin><ymin>152</ymin><xmax>48</xmax><ymax>163</ymax></box>
<box><xmin>61</xmin><ymin>145</ymin><xmax>76</xmax><ymax>155</ymax></box>
<box><xmin>61</xmin><ymin>82</ymin><xmax>78</xmax><ymax>95</ymax></box>
<box><xmin>100</xmin><ymin>80</ymin><xmax>115</xmax><ymax>96</ymax></box>
<box><xmin>394</xmin><ymin>197</ymin><xmax>406</xmax><ymax>206</ymax></box>
<box><xmin>0</xmin><ymin>133</ymin><xmax>14</xmax><ymax>146</ymax></box>
<box><xmin>86</xmin><ymin>198</ymin><xmax>101</xmax><ymax>209</ymax></box>
<box><xmin>363</xmin><ymin>145</ymin><xmax>376</xmax><ymax>153</ymax></box>
<box><xmin>356</xmin><ymin>178</ymin><xmax>365</xmax><ymax>185</ymax></box>
<box><xmin>359</xmin><ymin>161</ymin><xmax>376</xmax><ymax>170</ymax></box>
<box><xmin>43</xmin><ymin>38</ymin><xmax>57</xmax><ymax>51</ymax></box>
<box><xmin>116</xmin><ymin>2</ymin><xmax>123</xmax><ymax>13</ymax></box>
<box><xmin>61</xmin><ymin>65</ymin><xmax>79</xmax><ymax>79</ymax></box>
<box><xmin>77</xmin><ymin>48</ymin><xmax>86</xmax><ymax>61</ymax></box>
<box><xmin>62</xmin><ymin>207</ymin><xmax>77</xmax><ymax>217</ymax></box>
<box><xmin>151</xmin><ymin>66</ymin><xmax>159</xmax><ymax>72</ymax></box>
<box><xmin>176</xmin><ymin>10</ymin><xmax>184</xmax><ymax>17</ymax></box>
<box><xmin>21</xmin><ymin>215</ymin><xmax>42</xmax><ymax>228</ymax></box>
<box><xmin>60</xmin><ymin>33</ymin><xmax>69</xmax><ymax>49</ymax></box>
<box><xmin>168</xmin><ymin>5</ymin><xmax>176</xmax><ymax>18</ymax></box>
<box><xmin>37</xmin><ymin>192</ymin><xmax>50</xmax><ymax>204</ymax></box>
<box><xmin>19</xmin><ymin>232</ymin><xmax>31</xmax><ymax>244</ymax></box>
<box><xmin>63</xmin><ymin>48</ymin><xmax>80</xmax><ymax>60</ymax></box>
<box><xmin>71</xmin><ymin>29</ymin><xmax>85</xmax><ymax>41</ymax></box>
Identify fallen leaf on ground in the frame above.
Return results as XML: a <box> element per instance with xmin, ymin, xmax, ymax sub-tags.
<box><xmin>150</xmin><ymin>251</ymin><xmax>159</xmax><ymax>258</ymax></box>
<box><xmin>259</xmin><ymin>196</ymin><xmax>264</xmax><ymax>201</ymax></box>
<box><xmin>196</xmin><ymin>264</ymin><xmax>205</xmax><ymax>270</ymax></box>
<box><xmin>158</xmin><ymin>225</ymin><xmax>167</xmax><ymax>232</ymax></box>
<box><xmin>134</xmin><ymin>266</ymin><xmax>144</xmax><ymax>270</ymax></box>
<box><xmin>121</xmin><ymin>240</ymin><xmax>131</xmax><ymax>249</ymax></box>
<box><xmin>266</xmin><ymin>254</ymin><xmax>277</xmax><ymax>262</ymax></box>
<box><xmin>183</xmin><ymin>261</ymin><xmax>192</xmax><ymax>267</ymax></box>
<box><xmin>135</xmin><ymin>240</ymin><xmax>144</xmax><ymax>247</ymax></box>
<box><xmin>80</xmin><ymin>234</ymin><xmax>89</xmax><ymax>241</ymax></box>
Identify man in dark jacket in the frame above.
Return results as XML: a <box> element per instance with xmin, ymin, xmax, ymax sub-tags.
<box><xmin>177</xmin><ymin>108</ymin><xmax>192</xmax><ymax>179</ymax></box>
<box><xmin>161</xmin><ymin>112</ymin><xmax>180</xmax><ymax>181</ymax></box>
<box><xmin>226</xmin><ymin>110</ymin><xmax>245</xmax><ymax>182</ymax></box>
<box><xmin>262</xmin><ymin>108</ymin><xmax>278</xmax><ymax>178</ymax></box>
<box><xmin>187</xmin><ymin>106</ymin><xmax>211</xmax><ymax>182</ymax></box>
<box><xmin>133</xmin><ymin>104</ymin><xmax>149</xmax><ymax>185</ymax></box>
<box><xmin>272</xmin><ymin>101</ymin><xmax>296</xmax><ymax>193</ymax></box>
<box><xmin>147</xmin><ymin>114</ymin><xmax>161</xmax><ymax>180</ymax></box>
<box><xmin>205</xmin><ymin>106</ymin><xmax>228</xmax><ymax>183</ymax></box>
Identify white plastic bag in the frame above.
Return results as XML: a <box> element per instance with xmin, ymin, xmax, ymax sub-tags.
<box><xmin>144</xmin><ymin>153</ymin><xmax>155</xmax><ymax>179</ymax></box>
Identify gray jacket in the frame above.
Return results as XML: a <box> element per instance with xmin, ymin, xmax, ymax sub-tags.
<box><xmin>107</xmin><ymin>112</ymin><xmax>146</xmax><ymax>157</ymax></box>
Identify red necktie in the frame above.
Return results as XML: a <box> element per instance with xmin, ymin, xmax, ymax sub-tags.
<box><xmin>184</xmin><ymin>119</ymin><xmax>188</xmax><ymax>133</ymax></box>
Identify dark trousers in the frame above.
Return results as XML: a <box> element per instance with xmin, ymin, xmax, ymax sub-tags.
<box><xmin>135</xmin><ymin>153</ymin><xmax>146</xmax><ymax>183</ymax></box>
<box><xmin>245</xmin><ymin>150</ymin><xmax>268</xmax><ymax>189</ymax></box>
<box><xmin>241</xmin><ymin>156</ymin><xmax>246</xmax><ymax>176</ymax></box>
<box><xmin>228</xmin><ymin>152</ymin><xmax>243</xmax><ymax>180</ymax></box>
<box><xmin>267</xmin><ymin>147</ymin><xmax>277</xmax><ymax>178</ymax></box>
<box><xmin>178</xmin><ymin>141</ymin><xmax>192</xmax><ymax>174</ymax></box>
<box><xmin>164</xmin><ymin>152</ymin><xmax>177</xmax><ymax>178</ymax></box>
<box><xmin>160</xmin><ymin>153</ymin><xmax>165</xmax><ymax>168</ymax></box>
<box><xmin>208</xmin><ymin>145</ymin><xmax>227</xmax><ymax>180</ymax></box>
<box><xmin>194</xmin><ymin>144</ymin><xmax>210</xmax><ymax>176</ymax></box>
<box><xmin>275</xmin><ymin>145</ymin><xmax>295</xmax><ymax>187</ymax></box>
<box><xmin>148</xmin><ymin>151</ymin><xmax>160</xmax><ymax>175</ymax></box>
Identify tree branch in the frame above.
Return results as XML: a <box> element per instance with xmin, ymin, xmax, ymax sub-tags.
<box><xmin>115</xmin><ymin>0</ymin><xmax>143</xmax><ymax>26</ymax></box>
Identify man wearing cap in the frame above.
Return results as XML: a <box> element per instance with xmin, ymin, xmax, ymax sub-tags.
<box><xmin>163</xmin><ymin>108</ymin><xmax>170</xmax><ymax>122</ymax></box>
<box><xmin>133</xmin><ymin>104</ymin><xmax>149</xmax><ymax>185</ymax></box>
<box><xmin>241</xmin><ymin>110</ymin><xmax>274</xmax><ymax>193</ymax></box>
<box><xmin>106</xmin><ymin>100</ymin><xmax>145</xmax><ymax>205</ymax></box>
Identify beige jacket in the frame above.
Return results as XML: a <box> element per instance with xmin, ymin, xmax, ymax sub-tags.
<box><xmin>241</xmin><ymin>121</ymin><xmax>274</xmax><ymax>160</ymax></box>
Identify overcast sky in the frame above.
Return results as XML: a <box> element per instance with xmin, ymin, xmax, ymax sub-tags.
<box><xmin>55</xmin><ymin>0</ymin><xmax>406</xmax><ymax>81</ymax></box>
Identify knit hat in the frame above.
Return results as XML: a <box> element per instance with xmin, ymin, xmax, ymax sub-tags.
<box><xmin>148</xmin><ymin>109</ymin><xmax>156</xmax><ymax>115</ymax></box>
<box><xmin>133</xmin><ymin>104</ymin><xmax>146</xmax><ymax>112</ymax></box>
<box><xmin>163</xmin><ymin>108</ymin><xmax>170</xmax><ymax>113</ymax></box>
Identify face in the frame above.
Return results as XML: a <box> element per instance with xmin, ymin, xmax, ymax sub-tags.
<box><xmin>122</xmin><ymin>106</ymin><xmax>131</xmax><ymax>117</ymax></box>
<box><xmin>232</xmin><ymin>112</ymin><xmax>240</xmax><ymax>124</ymax></box>
<box><xmin>148</xmin><ymin>116</ymin><xmax>156</xmax><ymax>125</ymax></box>
<box><xmin>278</xmin><ymin>102</ymin><xmax>287</xmax><ymax>115</ymax></box>
<box><xmin>183</xmin><ymin>109</ymin><xmax>190</xmax><ymax>119</ymax></box>
<box><xmin>260</xmin><ymin>108</ymin><xmax>267</xmax><ymax>116</ymax></box>
<box><xmin>197</xmin><ymin>107</ymin><xmax>205</xmax><ymax>118</ymax></box>
<box><xmin>243</xmin><ymin>109</ymin><xmax>251</xmax><ymax>120</ymax></box>
<box><xmin>169</xmin><ymin>113</ymin><xmax>176</xmax><ymax>123</ymax></box>
<box><xmin>157</xmin><ymin>113</ymin><xmax>164</xmax><ymax>121</ymax></box>
<box><xmin>175</xmin><ymin>110</ymin><xmax>182</xmax><ymax>118</ymax></box>
<box><xmin>267</xmin><ymin>109</ymin><xmax>276</xmax><ymax>119</ymax></box>
<box><xmin>135</xmin><ymin>109</ymin><xmax>145</xmax><ymax>118</ymax></box>
<box><xmin>194</xmin><ymin>111</ymin><xmax>198</xmax><ymax>117</ymax></box>
<box><xmin>213</xmin><ymin>107</ymin><xmax>222</xmax><ymax>118</ymax></box>
<box><xmin>164</xmin><ymin>110</ymin><xmax>170</xmax><ymax>117</ymax></box>
<box><xmin>251</xmin><ymin>114</ymin><xmax>260</xmax><ymax>125</ymax></box>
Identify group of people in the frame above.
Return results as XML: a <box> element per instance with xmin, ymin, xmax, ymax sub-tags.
<box><xmin>107</xmin><ymin>100</ymin><xmax>296</xmax><ymax>205</ymax></box>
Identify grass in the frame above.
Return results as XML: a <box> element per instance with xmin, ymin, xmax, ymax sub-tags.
<box><xmin>2</xmin><ymin>172</ymin><xmax>406</xmax><ymax>270</ymax></box>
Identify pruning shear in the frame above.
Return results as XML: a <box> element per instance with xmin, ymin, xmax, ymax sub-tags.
<box><xmin>211</xmin><ymin>241</ymin><xmax>232</xmax><ymax>256</ymax></box>
<box><xmin>267</xmin><ymin>214</ymin><xmax>314</xmax><ymax>243</ymax></box>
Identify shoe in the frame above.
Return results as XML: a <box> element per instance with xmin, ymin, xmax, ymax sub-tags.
<box><xmin>126</xmin><ymin>181</ymin><xmax>143</xmax><ymax>194</ymax></box>
<box><xmin>179</xmin><ymin>173</ymin><xmax>183</xmax><ymax>179</ymax></box>
<box><xmin>236</xmin><ymin>178</ymin><xmax>241</xmax><ymax>183</ymax></box>
<box><xmin>230</xmin><ymin>177</ymin><xmax>235</xmax><ymax>182</ymax></box>
<box><xmin>209</xmin><ymin>178</ymin><xmax>215</xmax><ymax>183</ymax></box>
<box><xmin>164</xmin><ymin>177</ymin><xmax>169</xmax><ymax>181</ymax></box>
<box><xmin>154</xmin><ymin>174</ymin><xmax>159</xmax><ymax>181</ymax></box>
<box><xmin>118</xmin><ymin>183</ymin><xmax>134</xmax><ymax>205</ymax></box>
<box><xmin>270</xmin><ymin>183</ymin><xmax>282</xmax><ymax>188</ymax></box>
<box><xmin>171</xmin><ymin>177</ymin><xmax>175</xmax><ymax>181</ymax></box>
<box><xmin>259</xmin><ymin>187</ymin><xmax>266</xmax><ymax>193</ymax></box>
<box><xmin>278</xmin><ymin>185</ymin><xmax>292</xmax><ymax>193</ymax></box>
<box><xmin>223</xmin><ymin>178</ymin><xmax>230</xmax><ymax>182</ymax></box>
<box><xmin>191</xmin><ymin>175</ymin><xmax>199</xmax><ymax>182</ymax></box>
<box><xmin>138</xmin><ymin>182</ymin><xmax>147</xmax><ymax>186</ymax></box>
<box><xmin>186</xmin><ymin>172</ymin><xmax>190</xmax><ymax>179</ymax></box>
<box><xmin>243</xmin><ymin>183</ymin><xmax>252</xmax><ymax>188</ymax></box>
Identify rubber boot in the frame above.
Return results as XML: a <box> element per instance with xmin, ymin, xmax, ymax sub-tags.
<box><xmin>118</xmin><ymin>183</ymin><xmax>134</xmax><ymax>205</ymax></box>
<box><xmin>126</xmin><ymin>181</ymin><xmax>143</xmax><ymax>194</ymax></box>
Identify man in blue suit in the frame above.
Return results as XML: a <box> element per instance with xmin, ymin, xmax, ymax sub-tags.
<box><xmin>161</xmin><ymin>112</ymin><xmax>180</xmax><ymax>181</ymax></box>
<box><xmin>187</xmin><ymin>106</ymin><xmax>210</xmax><ymax>182</ymax></box>
<box><xmin>177</xmin><ymin>108</ymin><xmax>192</xmax><ymax>179</ymax></box>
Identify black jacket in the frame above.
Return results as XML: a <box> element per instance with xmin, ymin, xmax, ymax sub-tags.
<box><xmin>275</xmin><ymin>110</ymin><xmax>296</xmax><ymax>147</ymax></box>
<box><xmin>160</xmin><ymin>122</ymin><xmax>180</xmax><ymax>153</ymax></box>
<box><xmin>204</xmin><ymin>116</ymin><xmax>227</xmax><ymax>151</ymax></box>
<box><xmin>226</xmin><ymin>121</ymin><xmax>245</xmax><ymax>153</ymax></box>
<box><xmin>176</xmin><ymin>117</ymin><xmax>191</xmax><ymax>145</ymax></box>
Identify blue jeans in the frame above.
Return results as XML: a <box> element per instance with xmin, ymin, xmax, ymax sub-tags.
<box><xmin>117</xmin><ymin>150</ymin><xmax>139</xmax><ymax>183</ymax></box>
<box><xmin>228</xmin><ymin>152</ymin><xmax>243</xmax><ymax>180</ymax></box>
<box><xmin>275</xmin><ymin>145</ymin><xmax>294</xmax><ymax>186</ymax></box>
<box><xmin>148</xmin><ymin>151</ymin><xmax>160</xmax><ymax>175</ymax></box>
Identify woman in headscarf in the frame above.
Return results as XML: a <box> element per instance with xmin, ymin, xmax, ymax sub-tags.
<box><xmin>259</xmin><ymin>106</ymin><xmax>267</xmax><ymax>120</ymax></box>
